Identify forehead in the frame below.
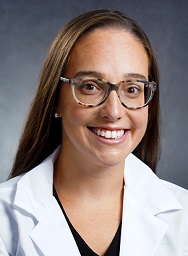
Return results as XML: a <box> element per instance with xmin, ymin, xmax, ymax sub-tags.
<box><xmin>65</xmin><ymin>28</ymin><xmax>149</xmax><ymax>79</ymax></box>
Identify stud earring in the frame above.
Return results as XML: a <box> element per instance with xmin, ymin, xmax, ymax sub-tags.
<box><xmin>54</xmin><ymin>112</ymin><xmax>60</xmax><ymax>118</ymax></box>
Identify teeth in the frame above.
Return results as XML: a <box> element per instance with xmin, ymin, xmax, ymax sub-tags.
<box><xmin>93</xmin><ymin>128</ymin><xmax>125</xmax><ymax>139</ymax></box>
<box><xmin>106</xmin><ymin>131</ymin><xmax>111</xmax><ymax>138</ymax></box>
<box><xmin>111</xmin><ymin>131</ymin><xmax>117</xmax><ymax>138</ymax></box>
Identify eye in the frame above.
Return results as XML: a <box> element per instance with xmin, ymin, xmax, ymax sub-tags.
<box><xmin>127</xmin><ymin>86</ymin><xmax>140</xmax><ymax>94</ymax></box>
<box><xmin>82</xmin><ymin>83</ymin><xmax>98</xmax><ymax>90</ymax></box>
<box><xmin>79</xmin><ymin>81</ymin><xmax>101</xmax><ymax>94</ymax></box>
<box><xmin>121</xmin><ymin>82</ymin><xmax>143</xmax><ymax>99</ymax></box>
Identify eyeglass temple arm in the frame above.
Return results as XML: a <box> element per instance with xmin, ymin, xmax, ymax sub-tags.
<box><xmin>60</xmin><ymin>77</ymin><xmax>71</xmax><ymax>84</ymax></box>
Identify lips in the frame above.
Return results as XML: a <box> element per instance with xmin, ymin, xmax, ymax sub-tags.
<box><xmin>90</xmin><ymin>128</ymin><xmax>125</xmax><ymax>139</ymax></box>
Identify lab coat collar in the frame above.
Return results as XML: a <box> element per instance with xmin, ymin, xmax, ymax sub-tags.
<box><xmin>123</xmin><ymin>153</ymin><xmax>182</xmax><ymax>215</ymax></box>
<box><xmin>14</xmin><ymin>148</ymin><xmax>182</xmax><ymax>256</ymax></box>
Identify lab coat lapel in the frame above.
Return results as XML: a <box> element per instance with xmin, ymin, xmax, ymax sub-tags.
<box><xmin>119</xmin><ymin>188</ymin><xmax>167</xmax><ymax>256</ymax></box>
<box><xmin>120</xmin><ymin>154</ymin><xmax>182</xmax><ymax>256</ymax></box>
<box><xmin>14</xmin><ymin>147</ymin><xmax>81</xmax><ymax>256</ymax></box>
<box><xmin>29</xmin><ymin>198</ymin><xmax>80</xmax><ymax>256</ymax></box>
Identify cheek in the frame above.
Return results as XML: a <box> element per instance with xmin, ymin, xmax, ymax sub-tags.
<box><xmin>131</xmin><ymin>107</ymin><xmax>148</xmax><ymax>133</ymax></box>
<box><xmin>60</xmin><ymin>105</ymin><xmax>85</xmax><ymax>149</ymax></box>
<box><xmin>62</xmin><ymin>104</ymin><xmax>90</xmax><ymax>127</ymax></box>
<box><xmin>58</xmin><ymin>87</ymin><xmax>84</xmax><ymax>126</ymax></box>
<box><xmin>60</xmin><ymin>100</ymin><xmax>97</xmax><ymax>142</ymax></box>
<box><xmin>60</xmin><ymin>104</ymin><xmax>97</xmax><ymax>153</ymax></box>
<box><xmin>58</xmin><ymin>85</ymin><xmax>94</xmax><ymax>126</ymax></box>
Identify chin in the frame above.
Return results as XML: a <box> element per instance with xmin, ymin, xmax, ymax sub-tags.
<box><xmin>94</xmin><ymin>152</ymin><xmax>127</xmax><ymax>168</ymax></box>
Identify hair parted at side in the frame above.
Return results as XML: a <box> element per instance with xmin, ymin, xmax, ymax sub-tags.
<box><xmin>9</xmin><ymin>9</ymin><xmax>160</xmax><ymax>179</ymax></box>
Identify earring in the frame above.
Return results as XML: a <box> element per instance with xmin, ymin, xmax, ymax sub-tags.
<box><xmin>54</xmin><ymin>112</ymin><xmax>60</xmax><ymax>118</ymax></box>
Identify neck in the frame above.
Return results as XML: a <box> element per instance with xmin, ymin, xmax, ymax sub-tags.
<box><xmin>53</xmin><ymin>146</ymin><xmax>125</xmax><ymax>201</ymax></box>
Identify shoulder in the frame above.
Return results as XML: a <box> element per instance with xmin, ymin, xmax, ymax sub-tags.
<box><xmin>0</xmin><ymin>175</ymin><xmax>24</xmax><ymax>225</ymax></box>
<box><xmin>160</xmin><ymin>181</ymin><xmax>188</xmax><ymax>253</ymax></box>
<box><xmin>126</xmin><ymin>153</ymin><xmax>188</xmax><ymax>214</ymax></box>
<box><xmin>0</xmin><ymin>176</ymin><xmax>23</xmax><ymax>255</ymax></box>
<box><xmin>161</xmin><ymin>180</ymin><xmax>188</xmax><ymax>209</ymax></box>
<box><xmin>0</xmin><ymin>146</ymin><xmax>58</xmax><ymax>203</ymax></box>
<box><xmin>0</xmin><ymin>175</ymin><xmax>23</xmax><ymax>203</ymax></box>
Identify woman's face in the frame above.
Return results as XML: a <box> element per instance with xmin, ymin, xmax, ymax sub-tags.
<box><xmin>57</xmin><ymin>28</ymin><xmax>149</xmax><ymax>168</ymax></box>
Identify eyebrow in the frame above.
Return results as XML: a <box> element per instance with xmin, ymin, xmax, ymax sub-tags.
<box><xmin>72</xmin><ymin>71</ymin><xmax>147</xmax><ymax>80</ymax></box>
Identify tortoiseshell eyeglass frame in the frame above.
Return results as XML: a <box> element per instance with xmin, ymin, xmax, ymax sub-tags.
<box><xmin>59</xmin><ymin>76</ymin><xmax>158</xmax><ymax>109</ymax></box>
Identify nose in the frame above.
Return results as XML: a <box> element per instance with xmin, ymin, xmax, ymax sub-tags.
<box><xmin>99</xmin><ymin>90</ymin><xmax>125</xmax><ymax>121</ymax></box>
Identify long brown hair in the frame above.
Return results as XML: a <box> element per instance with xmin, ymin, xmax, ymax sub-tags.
<box><xmin>9</xmin><ymin>9</ymin><xmax>160</xmax><ymax>179</ymax></box>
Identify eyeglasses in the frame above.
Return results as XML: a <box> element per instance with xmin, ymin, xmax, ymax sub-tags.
<box><xmin>60</xmin><ymin>76</ymin><xmax>157</xmax><ymax>109</ymax></box>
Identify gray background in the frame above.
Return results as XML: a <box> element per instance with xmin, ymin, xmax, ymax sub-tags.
<box><xmin>0</xmin><ymin>0</ymin><xmax>188</xmax><ymax>188</ymax></box>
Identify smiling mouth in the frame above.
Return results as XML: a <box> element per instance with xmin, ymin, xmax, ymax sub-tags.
<box><xmin>90</xmin><ymin>128</ymin><xmax>125</xmax><ymax>139</ymax></box>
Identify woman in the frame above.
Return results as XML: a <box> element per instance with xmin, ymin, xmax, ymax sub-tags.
<box><xmin>0</xmin><ymin>9</ymin><xmax>187</xmax><ymax>256</ymax></box>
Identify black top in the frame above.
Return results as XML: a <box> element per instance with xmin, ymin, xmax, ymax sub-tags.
<box><xmin>53</xmin><ymin>186</ymin><xmax>121</xmax><ymax>256</ymax></box>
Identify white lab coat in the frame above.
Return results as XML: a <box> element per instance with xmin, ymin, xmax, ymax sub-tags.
<box><xmin>0</xmin><ymin>148</ymin><xmax>188</xmax><ymax>256</ymax></box>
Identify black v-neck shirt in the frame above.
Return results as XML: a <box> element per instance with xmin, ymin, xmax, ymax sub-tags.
<box><xmin>53</xmin><ymin>186</ymin><xmax>121</xmax><ymax>256</ymax></box>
